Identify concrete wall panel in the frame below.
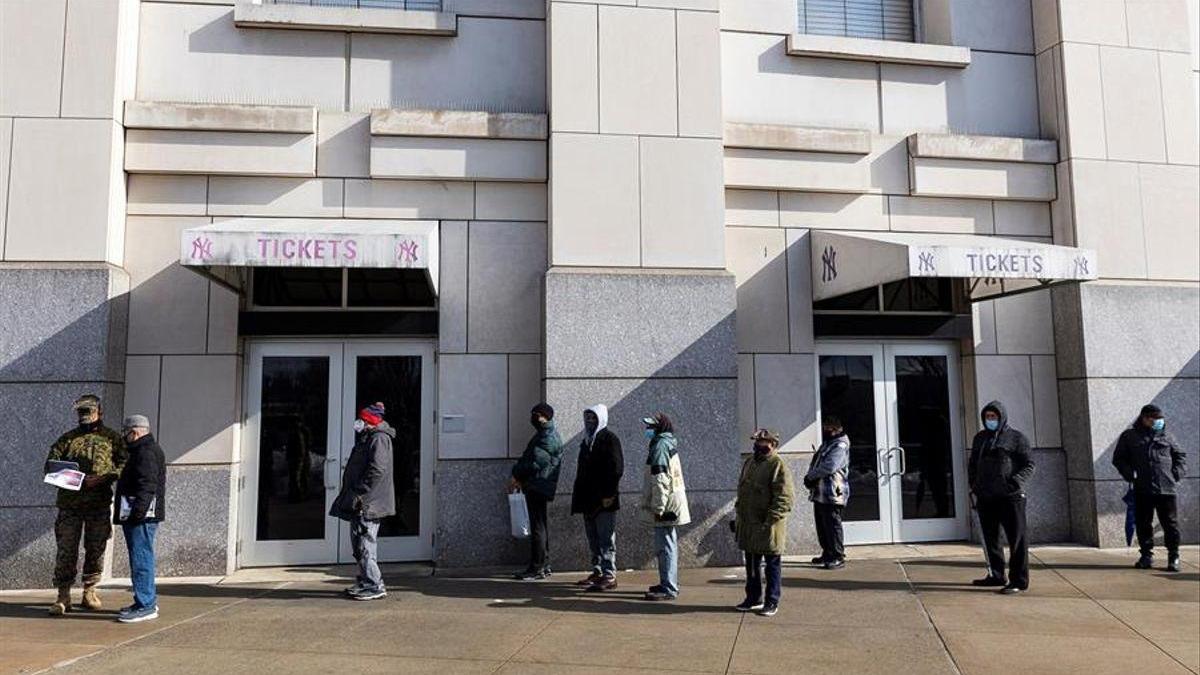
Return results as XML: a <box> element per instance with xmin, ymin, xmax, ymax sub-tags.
<box><xmin>549</xmin><ymin>2</ymin><xmax>598</xmax><ymax>133</ymax></box>
<box><xmin>158</xmin><ymin>354</ymin><xmax>239</xmax><ymax>464</ymax></box>
<box><xmin>639</xmin><ymin>137</ymin><xmax>725</xmax><ymax>268</ymax></box>
<box><xmin>598</xmin><ymin>6</ymin><xmax>677</xmax><ymax>135</ymax></box>
<box><xmin>207</xmin><ymin>177</ymin><xmax>343</xmax><ymax>217</ymax></box>
<box><xmin>438</xmin><ymin>220</ymin><xmax>468</xmax><ymax>354</ymax></box>
<box><xmin>370</xmin><ymin>137</ymin><xmax>545</xmax><ymax>182</ymax></box>
<box><xmin>1099</xmin><ymin>47</ymin><xmax>1167</xmax><ymax>163</ymax></box>
<box><xmin>475</xmin><ymin>183</ymin><xmax>547</xmax><ymax>222</ymax></box>
<box><xmin>0</xmin><ymin>0</ymin><xmax>66</xmax><ymax>117</ymax></box>
<box><xmin>125</xmin><ymin>130</ymin><xmax>316</xmax><ymax>177</ymax></box>
<box><xmin>127</xmin><ymin>175</ymin><xmax>208</xmax><ymax>216</ymax></box>
<box><xmin>779</xmin><ymin>193</ymin><xmax>889</xmax><ymax>231</ymax></box>
<box><xmin>507</xmin><ymin>354</ymin><xmax>543</xmax><ymax>458</ymax></box>
<box><xmin>124</xmin><ymin>216</ymin><xmax>211</xmax><ymax>355</ymax></box>
<box><xmin>726</xmin><ymin>227</ymin><xmax>788</xmax><ymax>353</ymax></box>
<box><xmin>1139</xmin><ymin>164</ymin><xmax>1200</xmax><ymax>281</ymax></box>
<box><xmin>550</xmin><ymin>134</ymin><xmax>640</xmax><ymax>267</ymax></box>
<box><xmin>467</xmin><ymin>221</ymin><xmax>546</xmax><ymax>353</ymax></box>
<box><xmin>344</xmin><ymin>178</ymin><xmax>473</xmax><ymax>220</ymax></box>
<box><xmin>316</xmin><ymin>112</ymin><xmax>370</xmax><ymax>179</ymax></box>
<box><xmin>676</xmin><ymin>9</ymin><xmax>723</xmax><ymax>138</ymax></box>
<box><xmin>754</xmin><ymin>353</ymin><xmax>818</xmax><ymax>452</ymax></box>
<box><xmin>437</xmin><ymin>354</ymin><xmax>508</xmax><ymax>459</ymax></box>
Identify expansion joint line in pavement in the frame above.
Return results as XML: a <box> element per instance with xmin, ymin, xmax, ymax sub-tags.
<box><xmin>38</xmin><ymin>581</ymin><xmax>294</xmax><ymax>675</ymax></box>
<box><xmin>723</xmin><ymin>610</ymin><xmax>747</xmax><ymax>675</ymax></box>
<box><xmin>1030</xmin><ymin>551</ymin><xmax>1197</xmax><ymax>675</ymax></box>
<box><xmin>488</xmin><ymin>586</ymin><xmax>586</xmax><ymax>674</ymax></box>
<box><xmin>897</xmin><ymin>560</ymin><xmax>965</xmax><ymax>675</ymax></box>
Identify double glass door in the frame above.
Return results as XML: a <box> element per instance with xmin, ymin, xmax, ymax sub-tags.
<box><xmin>241</xmin><ymin>340</ymin><xmax>435</xmax><ymax>566</ymax></box>
<box><xmin>815</xmin><ymin>342</ymin><xmax>967</xmax><ymax>544</ymax></box>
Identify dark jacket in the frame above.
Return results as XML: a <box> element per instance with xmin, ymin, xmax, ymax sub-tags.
<box><xmin>513</xmin><ymin>421</ymin><xmax>564</xmax><ymax>500</ymax></box>
<box><xmin>735</xmin><ymin>451</ymin><xmax>795</xmax><ymax>555</ymax></box>
<box><xmin>330</xmin><ymin>422</ymin><xmax>396</xmax><ymax>521</ymax></box>
<box><xmin>968</xmin><ymin>400</ymin><xmax>1035</xmax><ymax>500</ymax></box>
<box><xmin>1112</xmin><ymin>422</ymin><xmax>1187</xmax><ymax>495</ymax></box>
<box><xmin>571</xmin><ymin>427</ymin><xmax>624</xmax><ymax>515</ymax></box>
<box><xmin>113</xmin><ymin>433</ymin><xmax>166</xmax><ymax>525</ymax></box>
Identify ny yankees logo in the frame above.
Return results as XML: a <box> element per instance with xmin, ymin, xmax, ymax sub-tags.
<box><xmin>190</xmin><ymin>236</ymin><xmax>214</xmax><ymax>261</ymax></box>
<box><xmin>396</xmin><ymin>240</ymin><xmax>420</xmax><ymax>263</ymax></box>
<box><xmin>821</xmin><ymin>245</ymin><xmax>838</xmax><ymax>283</ymax></box>
<box><xmin>917</xmin><ymin>251</ymin><xmax>936</xmax><ymax>273</ymax></box>
<box><xmin>1073</xmin><ymin>256</ymin><xmax>1090</xmax><ymax>277</ymax></box>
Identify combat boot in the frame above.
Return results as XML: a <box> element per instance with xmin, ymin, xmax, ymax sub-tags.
<box><xmin>49</xmin><ymin>586</ymin><xmax>72</xmax><ymax>616</ymax></box>
<box><xmin>82</xmin><ymin>584</ymin><xmax>102</xmax><ymax>611</ymax></box>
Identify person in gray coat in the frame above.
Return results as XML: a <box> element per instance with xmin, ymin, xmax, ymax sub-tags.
<box><xmin>330</xmin><ymin>403</ymin><xmax>395</xmax><ymax>600</ymax></box>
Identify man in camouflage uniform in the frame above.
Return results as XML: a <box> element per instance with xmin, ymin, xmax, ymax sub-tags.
<box><xmin>44</xmin><ymin>394</ymin><xmax>127</xmax><ymax>616</ymax></box>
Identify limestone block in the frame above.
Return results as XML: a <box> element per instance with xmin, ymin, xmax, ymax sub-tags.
<box><xmin>124</xmin><ymin>101</ymin><xmax>317</xmax><ymax>133</ymax></box>
<box><xmin>779</xmin><ymin>193</ymin><xmax>889</xmax><ymax>231</ymax></box>
<box><xmin>994</xmin><ymin>289</ymin><xmax>1055</xmax><ymax>355</ymax></box>
<box><xmin>973</xmin><ymin>301</ymin><xmax>998</xmax><ymax>355</ymax></box>
<box><xmin>467</xmin><ymin>221</ymin><xmax>546</xmax><ymax>353</ymax></box>
<box><xmin>438</xmin><ymin>354</ymin><xmax>508</xmax><ymax>459</ymax></box>
<box><xmin>942</xmin><ymin>0</ymin><xmax>1034</xmax><ymax>54</ymax></box>
<box><xmin>907</xmin><ymin>134</ymin><xmax>1057</xmax><ymax>164</ymax></box>
<box><xmin>725</xmin><ymin>149</ymin><xmax>871</xmax><ymax>193</ymax></box>
<box><xmin>207</xmin><ymin>177</ymin><xmax>343</xmax><ymax>218</ymax></box>
<box><xmin>724</xmin><ymin>123</ymin><xmax>872</xmax><ymax>154</ymax></box>
<box><xmin>887</xmin><ymin>196</ymin><xmax>994</xmax><ymax>234</ymax></box>
<box><xmin>598</xmin><ymin>5</ymin><xmax>677</xmax><ymax>135</ymax></box>
<box><xmin>909</xmin><ymin>158</ymin><xmax>1055</xmax><ymax>201</ymax></box>
<box><xmin>0</xmin><ymin>118</ymin><xmax>12</xmax><ymax>245</ymax></box>
<box><xmin>1059</xmin><ymin>43</ymin><xmax>1107</xmax><ymax>160</ymax></box>
<box><xmin>137</xmin><ymin>3</ymin><xmax>345</xmax><ymax>109</ymax></box>
<box><xmin>61</xmin><ymin>0</ymin><xmax>124</xmax><ymax>119</ymax></box>
<box><xmin>545</xmin><ymin>269</ymin><xmax>736</xmax><ymax>379</ymax></box>
<box><xmin>316</xmin><ymin>112</ymin><xmax>370</xmax><ymax>178</ymax></box>
<box><xmin>1076</xmin><ymin>282</ymin><xmax>1200</xmax><ymax>380</ymax></box>
<box><xmin>721</xmin><ymin>32</ymin><xmax>879</xmax><ymax>131</ymax></box>
<box><xmin>124</xmin><ymin>356</ymin><xmax>162</xmax><ymax>432</ymax></box>
<box><xmin>369</xmin><ymin>137</ymin><xmax>546</xmax><ymax>182</ymax></box>
<box><xmin>785</xmin><ymin>229</ymin><xmax>816</xmax><ymax>354</ymax></box>
<box><xmin>438</xmin><ymin>221</ymin><xmax>468</xmax><ymax>354</ymax></box>
<box><xmin>125</xmin><ymin>130</ymin><xmax>317</xmax><ymax>177</ymax></box>
<box><xmin>1058</xmin><ymin>0</ymin><xmax>1128</xmax><ymax>46</ymax></box>
<box><xmin>1140</xmin><ymin>164</ymin><xmax>1200</xmax><ymax>281</ymax></box>
<box><xmin>1100</xmin><ymin>47</ymin><xmax>1167</xmax><ymax>163</ymax></box>
<box><xmin>1030</xmin><ymin>355</ymin><xmax>1062</xmax><ymax>448</ymax></box>
<box><xmin>474</xmin><ymin>183</ymin><xmax>547</xmax><ymax>221</ymax></box>
<box><xmin>370</xmin><ymin>110</ymin><xmax>547</xmax><ymax>140</ymax></box>
<box><xmin>726</xmin><ymin>227</ymin><xmax>789</xmax><ymax>353</ymax></box>
<box><xmin>726</xmin><ymin>189</ymin><xmax>779</xmax><ymax>227</ymax></box>
<box><xmin>754</xmin><ymin>354</ymin><xmax>819</xmax><ymax>453</ymax></box>
<box><xmin>1125</xmin><ymin>0</ymin><xmax>1193</xmax><ymax>51</ymax></box>
<box><xmin>639</xmin><ymin>137</ymin><xmax>726</xmax><ymax>268</ymax></box>
<box><xmin>718</xmin><ymin>0</ymin><xmax>794</xmax><ymax>33</ymax></box>
<box><xmin>738</xmin><ymin>353</ymin><xmax>756</xmax><ymax>442</ymax></box>
<box><xmin>6</xmin><ymin>120</ymin><xmax>120</xmax><ymax>262</ymax></box>
<box><xmin>343</xmin><ymin>179</ymin><xmax>473</xmax><ymax>220</ymax></box>
<box><xmin>970</xmin><ymin>355</ymin><xmax>1036</xmax><ymax>442</ymax></box>
<box><xmin>233</xmin><ymin>2</ymin><xmax>457</xmax><ymax>35</ymax></box>
<box><xmin>507</xmin><ymin>354</ymin><xmax>543</xmax><ymax>458</ymax></box>
<box><xmin>349</xmin><ymin>18</ymin><xmax>545</xmax><ymax>116</ymax></box>
<box><xmin>785</xmin><ymin>34</ymin><xmax>972</xmax><ymax>68</ymax></box>
<box><xmin>1069</xmin><ymin>160</ymin><xmax>1146</xmax><ymax>279</ymax></box>
<box><xmin>994</xmin><ymin>201</ymin><xmax>1052</xmax><ymax>238</ymax></box>
<box><xmin>1158</xmin><ymin>52</ymin><xmax>1200</xmax><ymax>166</ymax></box>
<box><xmin>127</xmin><ymin>175</ymin><xmax>208</xmax><ymax>216</ymax></box>
<box><xmin>159</xmin><ymin>355</ymin><xmax>239</xmax><ymax>464</ymax></box>
<box><xmin>549</xmin><ymin>2</ymin><xmax>598</xmax><ymax>133</ymax></box>
<box><xmin>125</xmin><ymin>216</ymin><xmax>212</xmax><ymax>355</ymax></box>
<box><xmin>0</xmin><ymin>0</ymin><xmax>65</xmax><ymax>117</ymax></box>
<box><xmin>676</xmin><ymin>10</ymin><xmax>723</xmax><ymax>138</ymax></box>
<box><xmin>550</xmin><ymin>134</ymin><xmax>640</xmax><ymax>267</ymax></box>
<box><xmin>207</xmin><ymin>283</ymin><xmax>239</xmax><ymax>354</ymax></box>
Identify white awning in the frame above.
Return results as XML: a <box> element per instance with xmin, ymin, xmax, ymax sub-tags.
<box><xmin>180</xmin><ymin>218</ymin><xmax>439</xmax><ymax>293</ymax></box>
<box><xmin>810</xmin><ymin>231</ymin><xmax>1098</xmax><ymax>302</ymax></box>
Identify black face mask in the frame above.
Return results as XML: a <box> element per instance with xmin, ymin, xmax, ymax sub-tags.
<box><xmin>753</xmin><ymin>443</ymin><xmax>771</xmax><ymax>455</ymax></box>
<box><xmin>530</xmin><ymin>415</ymin><xmax>542</xmax><ymax>430</ymax></box>
<box><xmin>822</xmin><ymin>428</ymin><xmax>840</xmax><ymax>440</ymax></box>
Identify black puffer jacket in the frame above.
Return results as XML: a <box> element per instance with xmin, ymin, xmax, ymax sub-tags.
<box><xmin>1112</xmin><ymin>422</ymin><xmax>1187</xmax><ymax>495</ymax></box>
<box><xmin>968</xmin><ymin>401</ymin><xmax>1035</xmax><ymax>500</ymax></box>
<box><xmin>330</xmin><ymin>423</ymin><xmax>396</xmax><ymax>521</ymax></box>
<box><xmin>113</xmin><ymin>433</ymin><xmax>166</xmax><ymax>525</ymax></box>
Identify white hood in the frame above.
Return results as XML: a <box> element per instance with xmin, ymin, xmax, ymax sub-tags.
<box><xmin>585</xmin><ymin>404</ymin><xmax>608</xmax><ymax>442</ymax></box>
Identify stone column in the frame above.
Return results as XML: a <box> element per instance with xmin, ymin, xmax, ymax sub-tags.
<box><xmin>1033</xmin><ymin>0</ymin><xmax>1200</xmax><ymax>546</ymax></box>
<box><xmin>544</xmin><ymin>0</ymin><xmax>740</xmax><ymax>567</ymax></box>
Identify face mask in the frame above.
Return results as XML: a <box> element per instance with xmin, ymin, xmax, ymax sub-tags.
<box><xmin>1151</xmin><ymin>418</ymin><xmax>1166</xmax><ymax>432</ymax></box>
<box><xmin>984</xmin><ymin>419</ymin><xmax>1000</xmax><ymax>431</ymax></box>
<box><xmin>644</xmin><ymin>429</ymin><xmax>656</xmax><ymax>440</ymax></box>
<box><xmin>822</xmin><ymin>428</ymin><xmax>839</xmax><ymax>440</ymax></box>
<box><xmin>753</xmin><ymin>444</ymin><xmax>771</xmax><ymax>455</ymax></box>
<box><xmin>584</xmin><ymin>419</ymin><xmax>597</xmax><ymax>435</ymax></box>
<box><xmin>353</xmin><ymin>419</ymin><xmax>366</xmax><ymax>434</ymax></box>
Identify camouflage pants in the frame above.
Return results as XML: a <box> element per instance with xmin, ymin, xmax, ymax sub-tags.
<box><xmin>53</xmin><ymin>509</ymin><xmax>111</xmax><ymax>587</ymax></box>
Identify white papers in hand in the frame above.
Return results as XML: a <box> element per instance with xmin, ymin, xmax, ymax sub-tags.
<box><xmin>44</xmin><ymin>470</ymin><xmax>85</xmax><ymax>491</ymax></box>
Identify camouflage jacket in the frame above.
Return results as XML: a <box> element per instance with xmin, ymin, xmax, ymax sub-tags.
<box><xmin>45</xmin><ymin>425</ymin><xmax>128</xmax><ymax>511</ymax></box>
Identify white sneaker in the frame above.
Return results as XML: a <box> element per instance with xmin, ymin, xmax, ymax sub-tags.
<box><xmin>117</xmin><ymin>605</ymin><xmax>159</xmax><ymax>623</ymax></box>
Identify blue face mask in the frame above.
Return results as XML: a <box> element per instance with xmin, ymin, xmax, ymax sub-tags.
<box><xmin>644</xmin><ymin>429</ymin><xmax>656</xmax><ymax>440</ymax></box>
<box><xmin>1151</xmin><ymin>418</ymin><xmax>1166</xmax><ymax>432</ymax></box>
<box><xmin>984</xmin><ymin>419</ymin><xmax>1000</xmax><ymax>432</ymax></box>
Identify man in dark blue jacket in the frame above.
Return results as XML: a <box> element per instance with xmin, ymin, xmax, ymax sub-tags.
<box><xmin>967</xmin><ymin>401</ymin><xmax>1034</xmax><ymax>595</ymax></box>
<box><xmin>1113</xmin><ymin>404</ymin><xmax>1187</xmax><ymax>572</ymax></box>
<box><xmin>510</xmin><ymin>402</ymin><xmax>564</xmax><ymax>580</ymax></box>
<box><xmin>113</xmin><ymin>415</ymin><xmax>166</xmax><ymax>623</ymax></box>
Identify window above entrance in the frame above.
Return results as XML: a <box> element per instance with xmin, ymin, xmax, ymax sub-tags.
<box><xmin>252</xmin><ymin>268</ymin><xmax>436</xmax><ymax>309</ymax></box>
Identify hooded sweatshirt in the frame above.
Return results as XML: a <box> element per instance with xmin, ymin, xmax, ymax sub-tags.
<box><xmin>967</xmin><ymin>401</ymin><xmax>1034</xmax><ymax>500</ymax></box>
<box><xmin>571</xmin><ymin>404</ymin><xmax>625</xmax><ymax>515</ymax></box>
<box><xmin>330</xmin><ymin>421</ymin><xmax>397</xmax><ymax>521</ymax></box>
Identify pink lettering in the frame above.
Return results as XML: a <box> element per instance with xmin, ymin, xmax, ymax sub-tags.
<box><xmin>298</xmin><ymin>239</ymin><xmax>313</xmax><ymax>259</ymax></box>
<box><xmin>329</xmin><ymin>240</ymin><xmax>340</xmax><ymax>259</ymax></box>
<box><xmin>344</xmin><ymin>240</ymin><xmax>357</xmax><ymax>260</ymax></box>
<box><xmin>313</xmin><ymin>240</ymin><xmax>326</xmax><ymax>259</ymax></box>
<box><xmin>257</xmin><ymin>239</ymin><xmax>269</xmax><ymax>258</ymax></box>
<box><xmin>281</xmin><ymin>239</ymin><xmax>296</xmax><ymax>259</ymax></box>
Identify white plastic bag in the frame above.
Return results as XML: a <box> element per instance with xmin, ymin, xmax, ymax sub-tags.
<box><xmin>508</xmin><ymin>491</ymin><xmax>530</xmax><ymax>539</ymax></box>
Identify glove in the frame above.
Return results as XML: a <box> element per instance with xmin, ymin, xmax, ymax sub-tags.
<box><xmin>656</xmin><ymin>511</ymin><xmax>677</xmax><ymax>522</ymax></box>
<box><xmin>803</xmin><ymin>477</ymin><xmax>817</xmax><ymax>490</ymax></box>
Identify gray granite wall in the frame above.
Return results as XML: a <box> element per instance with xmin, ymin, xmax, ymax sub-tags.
<box><xmin>1054</xmin><ymin>282</ymin><xmax>1200</xmax><ymax>548</ymax></box>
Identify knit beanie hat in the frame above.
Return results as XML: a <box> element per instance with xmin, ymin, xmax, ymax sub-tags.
<box><xmin>1140</xmin><ymin>404</ymin><xmax>1163</xmax><ymax>418</ymax></box>
<box><xmin>359</xmin><ymin>402</ymin><xmax>386</xmax><ymax>426</ymax></box>
<box><xmin>531</xmin><ymin>402</ymin><xmax>555</xmax><ymax>420</ymax></box>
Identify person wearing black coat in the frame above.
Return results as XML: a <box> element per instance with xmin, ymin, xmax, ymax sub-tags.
<box><xmin>571</xmin><ymin>404</ymin><xmax>624</xmax><ymax>590</ymax></box>
<box><xmin>1112</xmin><ymin>404</ymin><xmax>1187</xmax><ymax>572</ymax></box>
<box><xmin>113</xmin><ymin>415</ymin><xmax>166</xmax><ymax>623</ymax></box>
<box><xmin>967</xmin><ymin>400</ymin><xmax>1035</xmax><ymax>595</ymax></box>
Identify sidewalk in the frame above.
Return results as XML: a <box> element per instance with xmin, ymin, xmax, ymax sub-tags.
<box><xmin>1</xmin><ymin>545</ymin><xmax>1196</xmax><ymax>675</ymax></box>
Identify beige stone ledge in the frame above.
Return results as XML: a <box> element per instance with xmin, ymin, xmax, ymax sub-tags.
<box><xmin>909</xmin><ymin>157</ymin><xmax>1056</xmax><ymax>201</ymax></box>
<box><xmin>786</xmin><ymin>34</ymin><xmax>971</xmax><ymax>68</ymax></box>
<box><xmin>233</xmin><ymin>1</ymin><xmax>457</xmax><ymax>35</ymax></box>
<box><xmin>124</xmin><ymin>101</ymin><xmax>317</xmax><ymax>134</ymax></box>
<box><xmin>370</xmin><ymin>109</ymin><xmax>548</xmax><ymax>140</ymax></box>
<box><xmin>908</xmin><ymin>133</ymin><xmax>1058</xmax><ymax>164</ymax></box>
<box><xmin>724</xmin><ymin>122</ymin><xmax>870</xmax><ymax>154</ymax></box>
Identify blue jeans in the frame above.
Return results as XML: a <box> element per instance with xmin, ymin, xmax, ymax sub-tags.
<box><xmin>654</xmin><ymin>526</ymin><xmax>679</xmax><ymax>597</ymax></box>
<box><xmin>122</xmin><ymin>522</ymin><xmax>158</xmax><ymax>609</ymax></box>
<box><xmin>350</xmin><ymin>515</ymin><xmax>383</xmax><ymax>591</ymax></box>
<box><xmin>744</xmin><ymin>553</ymin><xmax>782</xmax><ymax>607</ymax></box>
<box><xmin>584</xmin><ymin>511</ymin><xmax>617</xmax><ymax>577</ymax></box>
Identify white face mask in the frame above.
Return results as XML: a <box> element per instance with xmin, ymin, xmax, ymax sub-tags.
<box><xmin>353</xmin><ymin>419</ymin><xmax>366</xmax><ymax>434</ymax></box>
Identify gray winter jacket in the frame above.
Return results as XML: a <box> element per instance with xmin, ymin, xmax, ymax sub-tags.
<box><xmin>330</xmin><ymin>422</ymin><xmax>396</xmax><ymax>521</ymax></box>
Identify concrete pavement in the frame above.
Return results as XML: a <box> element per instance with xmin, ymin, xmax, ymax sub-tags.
<box><xmin>1</xmin><ymin>545</ymin><xmax>1196</xmax><ymax>675</ymax></box>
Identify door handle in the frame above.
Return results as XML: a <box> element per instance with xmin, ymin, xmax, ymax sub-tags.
<box><xmin>878</xmin><ymin>449</ymin><xmax>888</xmax><ymax>482</ymax></box>
<box><xmin>889</xmin><ymin>446</ymin><xmax>906</xmax><ymax>477</ymax></box>
<box><xmin>325</xmin><ymin>457</ymin><xmax>339</xmax><ymax>491</ymax></box>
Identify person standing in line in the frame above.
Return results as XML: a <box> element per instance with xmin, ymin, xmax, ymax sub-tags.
<box><xmin>510</xmin><ymin>403</ymin><xmax>564</xmax><ymax>580</ymax></box>
<box><xmin>640</xmin><ymin>413</ymin><xmax>690</xmax><ymax>601</ymax></box>
<box><xmin>330</xmin><ymin>403</ymin><xmax>396</xmax><ymax>601</ymax></box>
<box><xmin>1113</xmin><ymin>404</ymin><xmax>1187</xmax><ymax>572</ymax></box>
<box><xmin>45</xmin><ymin>394</ymin><xmax>127</xmax><ymax>616</ymax></box>
<box><xmin>571</xmin><ymin>404</ymin><xmax>624</xmax><ymax>591</ymax></box>
<box><xmin>805</xmin><ymin>416</ymin><xmax>850</xmax><ymax>570</ymax></box>
<box><xmin>733</xmin><ymin>429</ymin><xmax>794</xmax><ymax>617</ymax></box>
<box><xmin>113</xmin><ymin>415</ymin><xmax>166</xmax><ymax>624</ymax></box>
<box><xmin>968</xmin><ymin>400</ymin><xmax>1035</xmax><ymax>595</ymax></box>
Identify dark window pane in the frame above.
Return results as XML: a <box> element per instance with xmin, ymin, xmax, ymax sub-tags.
<box><xmin>347</xmin><ymin>269</ymin><xmax>435</xmax><ymax>308</ymax></box>
<box><xmin>882</xmin><ymin>279</ymin><xmax>953</xmax><ymax>312</ymax></box>
<box><xmin>894</xmin><ymin>355</ymin><xmax>956</xmax><ymax>520</ymax></box>
<box><xmin>257</xmin><ymin>357</ymin><xmax>330</xmax><ymax>541</ymax></box>
<box><xmin>253</xmin><ymin>268</ymin><xmax>341</xmax><ymax>307</ymax></box>
<box><xmin>355</xmin><ymin>355</ymin><xmax>423</xmax><ymax>537</ymax></box>
<box><xmin>819</xmin><ymin>355</ymin><xmax>880</xmax><ymax>522</ymax></box>
<box><xmin>813</xmin><ymin>286</ymin><xmax>880</xmax><ymax>312</ymax></box>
